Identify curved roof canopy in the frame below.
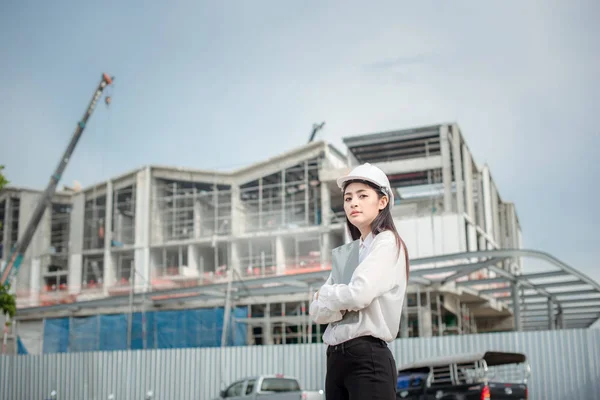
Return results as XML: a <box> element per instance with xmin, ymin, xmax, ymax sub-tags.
<box><xmin>16</xmin><ymin>249</ymin><xmax>600</xmax><ymax>330</ymax></box>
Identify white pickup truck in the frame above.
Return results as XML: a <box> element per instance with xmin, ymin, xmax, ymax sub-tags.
<box><xmin>213</xmin><ymin>374</ymin><xmax>324</xmax><ymax>400</ymax></box>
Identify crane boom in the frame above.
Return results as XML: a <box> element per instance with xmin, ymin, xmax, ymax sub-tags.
<box><xmin>0</xmin><ymin>73</ymin><xmax>114</xmax><ymax>286</ymax></box>
<box><xmin>308</xmin><ymin>122</ymin><xmax>325</xmax><ymax>143</ymax></box>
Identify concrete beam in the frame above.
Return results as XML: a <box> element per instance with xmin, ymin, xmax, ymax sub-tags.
<box><xmin>112</xmin><ymin>174</ymin><xmax>137</xmax><ymax>192</ymax></box>
<box><xmin>234</xmin><ymin>142</ymin><xmax>327</xmax><ymax>185</ymax></box>
<box><xmin>151</xmin><ymin>167</ymin><xmax>233</xmax><ymax>185</ymax></box>
<box><xmin>319</xmin><ymin>156</ymin><xmax>443</xmax><ymax>182</ymax></box>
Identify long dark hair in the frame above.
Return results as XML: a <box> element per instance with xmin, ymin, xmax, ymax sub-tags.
<box><xmin>344</xmin><ymin>179</ymin><xmax>410</xmax><ymax>277</ymax></box>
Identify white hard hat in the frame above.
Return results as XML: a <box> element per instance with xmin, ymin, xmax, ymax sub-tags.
<box><xmin>336</xmin><ymin>163</ymin><xmax>394</xmax><ymax>207</ymax></box>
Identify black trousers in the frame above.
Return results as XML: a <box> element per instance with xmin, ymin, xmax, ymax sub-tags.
<box><xmin>325</xmin><ymin>335</ymin><xmax>397</xmax><ymax>400</ymax></box>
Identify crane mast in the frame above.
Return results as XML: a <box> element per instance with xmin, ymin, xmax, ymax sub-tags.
<box><xmin>0</xmin><ymin>73</ymin><xmax>114</xmax><ymax>286</ymax></box>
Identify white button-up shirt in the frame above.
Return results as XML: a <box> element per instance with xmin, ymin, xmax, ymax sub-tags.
<box><xmin>309</xmin><ymin>231</ymin><xmax>408</xmax><ymax>346</ymax></box>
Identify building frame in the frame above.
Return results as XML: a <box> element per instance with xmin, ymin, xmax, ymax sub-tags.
<box><xmin>2</xmin><ymin>123</ymin><xmax>599</xmax><ymax>352</ymax></box>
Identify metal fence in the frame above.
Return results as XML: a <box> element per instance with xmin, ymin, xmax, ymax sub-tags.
<box><xmin>1</xmin><ymin>328</ymin><xmax>599</xmax><ymax>400</ymax></box>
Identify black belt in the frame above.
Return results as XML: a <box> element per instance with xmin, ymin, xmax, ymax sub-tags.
<box><xmin>327</xmin><ymin>335</ymin><xmax>387</xmax><ymax>353</ymax></box>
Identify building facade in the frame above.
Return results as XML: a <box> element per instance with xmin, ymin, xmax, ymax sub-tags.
<box><xmin>2</xmin><ymin>123</ymin><xmax>529</xmax><ymax>353</ymax></box>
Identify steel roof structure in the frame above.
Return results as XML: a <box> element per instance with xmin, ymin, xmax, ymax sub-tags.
<box><xmin>343</xmin><ymin>124</ymin><xmax>443</xmax><ymax>164</ymax></box>
<box><xmin>16</xmin><ymin>248</ymin><xmax>600</xmax><ymax>331</ymax></box>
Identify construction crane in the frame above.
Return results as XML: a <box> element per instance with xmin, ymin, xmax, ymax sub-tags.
<box><xmin>308</xmin><ymin>121</ymin><xmax>325</xmax><ymax>143</ymax></box>
<box><xmin>0</xmin><ymin>73</ymin><xmax>114</xmax><ymax>287</ymax></box>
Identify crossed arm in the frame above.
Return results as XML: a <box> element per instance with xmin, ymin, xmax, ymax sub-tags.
<box><xmin>310</xmin><ymin>234</ymin><xmax>402</xmax><ymax>321</ymax></box>
<box><xmin>308</xmin><ymin>273</ymin><xmax>344</xmax><ymax>324</ymax></box>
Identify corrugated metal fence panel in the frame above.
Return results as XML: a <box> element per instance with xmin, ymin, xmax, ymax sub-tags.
<box><xmin>1</xmin><ymin>328</ymin><xmax>599</xmax><ymax>400</ymax></box>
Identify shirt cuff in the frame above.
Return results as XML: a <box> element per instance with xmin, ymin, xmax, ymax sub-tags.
<box><xmin>317</xmin><ymin>284</ymin><xmax>337</xmax><ymax>311</ymax></box>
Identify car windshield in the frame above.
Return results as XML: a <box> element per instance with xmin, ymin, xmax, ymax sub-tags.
<box><xmin>260</xmin><ymin>378</ymin><xmax>300</xmax><ymax>392</ymax></box>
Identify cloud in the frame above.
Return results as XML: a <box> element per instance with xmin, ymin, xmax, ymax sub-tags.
<box><xmin>363</xmin><ymin>54</ymin><xmax>430</xmax><ymax>70</ymax></box>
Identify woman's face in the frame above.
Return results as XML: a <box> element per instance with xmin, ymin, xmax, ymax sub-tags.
<box><xmin>343</xmin><ymin>181</ymin><xmax>388</xmax><ymax>233</ymax></box>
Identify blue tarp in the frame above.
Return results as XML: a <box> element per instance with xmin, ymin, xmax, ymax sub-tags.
<box><xmin>16</xmin><ymin>337</ymin><xmax>28</xmax><ymax>355</ymax></box>
<box><xmin>41</xmin><ymin>306</ymin><xmax>248</xmax><ymax>353</ymax></box>
<box><xmin>43</xmin><ymin>318</ymin><xmax>69</xmax><ymax>353</ymax></box>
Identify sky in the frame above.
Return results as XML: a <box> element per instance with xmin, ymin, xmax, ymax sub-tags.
<box><xmin>1</xmin><ymin>0</ymin><xmax>599</xmax><ymax>290</ymax></box>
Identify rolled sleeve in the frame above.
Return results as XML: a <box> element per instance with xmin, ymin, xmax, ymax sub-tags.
<box><xmin>308</xmin><ymin>273</ymin><xmax>344</xmax><ymax>324</ymax></box>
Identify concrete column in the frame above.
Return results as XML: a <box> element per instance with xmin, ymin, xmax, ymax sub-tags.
<box><xmin>68</xmin><ymin>254</ymin><xmax>82</xmax><ymax>295</ymax></box>
<box><xmin>263</xmin><ymin>303</ymin><xmax>273</xmax><ymax>345</ymax></box>
<box><xmin>475</xmin><ymin>172</ymin><xmax>486</xmax><ymax>236</ymax></box>
<box><xmin>69</xmin><ymin>193</ymin><xmax>85</xmax><ymax>253</ymax></box>
<box><xmin>134</xmin><ymin>167</ymin><xmax>152</xmax><ymax>290</ymax></box>
<box><xmin>320</xmin><ymin>183</ymin><xmax>331</xmax><ymax>226</ymax></box>
<box><xmin>321</xmin><ymin>232</ymin><xmax>331</xmax><ymax>268</ymax></box>
<box><xmin>511</xmin><ymin>283</ymin><xmax>522</xmax><ymax>331</ymax></box>
<box><xmin>275</xmin><ymin>236</ymin><xmax>286</xmax><ymax>275</ymax></box>
<box><xmin>462</xmin><ymin>146</ymin><xmax>475</xmax><ymax>221</ymax></box>
<box><xmin>187</xmin><ymin>245</ymin><xmax>199</xmax><ymax>275</ymax></box>
<box><xmin>548</xmin><ymin>299</ymin><xmax>555</xmax><ymax>330</ymax></box>
<box><xmin>213</xmin><ymin>184</ymin><xmax>219</xmax><ymax>234</ymax></box>
<box><xmin>465</xmin><ymin>219</ymin><xmax>477</xmax><ymax>253</ymax></box>
<box><xmin>68</xmin><ymin>193</ymin><xmax>84</xmax><ymax>293</ymax></box>
<box><xmin>30</xmin><ymin>257</ymin><xmax>41</xmax><ymax>305</ymax></box>
<box><xmin>419</xmin><ymin>289</ymin><xmax>433</xmax><ymax>337</ymax></box>
<box><xmin>436</xmin><ymin>295</ymin><xmax>444</xmax><ymax>336</ymax></box>
<box><xmin>491</xmin><ymin>183</ymin><xmax>501</xmax><ymax>245</ymax></box>
<box><xmin>229</xmin><ymin>241</ymin><xmax>240</xmax><ymax>273</ymax></box>
<box><xmin>400</xmin><ymin>303</ymin><xmax>409</xmax><ymax>338</ymax></box>
<box><xmin>193</xmin><ymin>194</ymin><xmax>203</xmax><ymax>238</ymax></box>
<box><xmin>103</xmin><ymin>181</ymin><xmax>114</xmax><ymax>296</ymax></box>
<box><xmin>451</xmin><ymin>124</ymin><xmax>465</xmax><ymax>215</ymax></box>
<box><xmin>482</xmin><ymin>165</ymin><xmax>493</xmax><ymax>242</ymax></box>
<box><xmin>506</xmin><ymin>203</ymin><xmax>519</xmax><ymax>248</ymax></box>
<box><xmin>149</xmin><ymin>176</ymin><xmax>163</xmax><ymax>244</ymax></box>
<box><xmin>416</xmin><ymin>286</ymin><xmax>423</xmax><ymax>334</ymax></box>
<box><xmin>439</xmin><ymin>125</ymin><xmax>453</xmax><ymax>213</ymax></box>
<box><xmin>464</xmin><ymin>178</ymin><xmax>477</xmax><ymax>251</ymax></box>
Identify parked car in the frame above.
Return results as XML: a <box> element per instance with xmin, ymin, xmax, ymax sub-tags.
<box><xmin>395</xmin><ymin>351</ymin><xmax>530</xmax><ymax>399</ymax></box>
<box><xmin>213</xmin><ymin>374</ymin><xmax>324</xmax><ymax>400</ymax></box>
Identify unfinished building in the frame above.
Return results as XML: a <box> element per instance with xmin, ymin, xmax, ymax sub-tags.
<box><xmin>3</xmin><ymin>123</ymin><xmax>600</xmax><ymax>355</ymax></box>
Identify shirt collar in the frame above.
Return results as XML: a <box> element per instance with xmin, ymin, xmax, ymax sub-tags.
<box><xmin>360</xmin><ymin>232</ymin><xmax>374</xmax><ymax>250</ymax></box>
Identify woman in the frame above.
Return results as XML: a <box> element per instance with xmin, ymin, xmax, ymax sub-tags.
<box><xmin>309</xmin><ymin>162</ymin><xmax>409</xmax><ymax>400</ymax></box>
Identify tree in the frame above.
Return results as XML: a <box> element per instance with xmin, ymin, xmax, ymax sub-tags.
<box><xmin>0</xmin><ymin>165</ymin><xmax>16</xmax><ymax>320</ymax></box>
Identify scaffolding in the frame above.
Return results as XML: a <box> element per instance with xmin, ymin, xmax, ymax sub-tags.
<box><xmin>83</xmin><ymin>193</ymin><xmax>106</xmax><ymax>250</ymax></box>
<box><xmin>39</xmin><ymin>255</ymin><xmax>70</xmax><ymax>306</ymax></box>
<box><xmin>8</xmin><ymin>124</ymin><xmax>600</xmax><ymax>354</ymax></box>
<box><xmin>233</xmin><ymin>287</ymin><xmax>480</xmax><ymax>346</ymax></box>
<box><xmin>152</xmin><ymin>179</ymin><xmax>232</xmax><ymax>244</ymax></box>
<box><xmin>112</xmin><ymin>185</ymin><xmax>136</xmax><ymax>247</ymax></box>
<box><xmin>238</xmin><ymin>158</ymin><xmax>321</xmax><ymax>233</ymax></box>
<box><xmin>50</xmin><ymin>203</ymin><xmax>71</xmax><ymax>254</ymax></box>
<box><xmin>82</xmin><ymin>254</ymin><xmax>104</xmax><ymax>291</ymax></box>
<box><xmin>238</xmin><ymin>238</ymin><xmax>277</xmax><ymax>278</ymax></box>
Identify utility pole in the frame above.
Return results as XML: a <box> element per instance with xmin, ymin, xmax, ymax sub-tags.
<box><xmin>221</xmin><ymin>268</ymin><xmax>234</xmax><ymax>347</ymax></box>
